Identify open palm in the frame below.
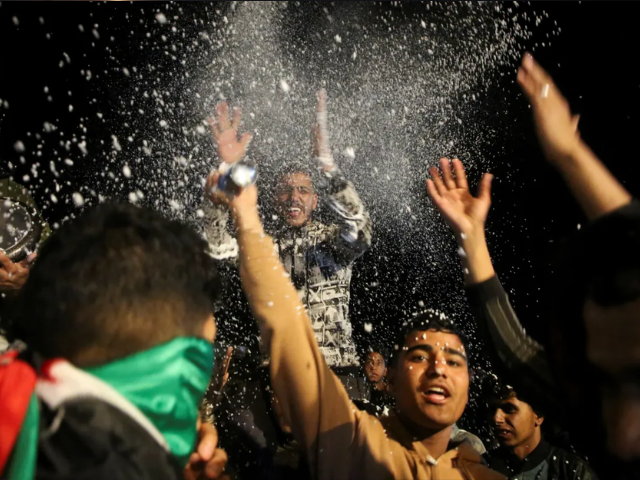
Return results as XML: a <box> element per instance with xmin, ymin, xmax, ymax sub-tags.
<box><xmin>209</xmin><ymin>101</ymin><xmax>252</xmax><ymax>164</ymax></box>
<box><xmin>426</xmin><ymin>158</ymin><xmax>492</xmax><ymax>236</ymax></box>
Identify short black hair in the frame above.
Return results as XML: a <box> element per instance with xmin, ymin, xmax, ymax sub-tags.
<box><xmin>10</xmin><ymin>203</ymin><xmax>222</xmax><ymax>367</ymax></box>
<box><xmin>482</xmin><ymin>377</ymin><xmax>545</xmax><ymax>418</ymax></box>
<box><xmin>389</xmin><ymin>309</ymin><xmax>469</xmax><ymax>366</ymax></box>
<box><xmin>364</xmin><ymin>345</ymin><xmax>389</xmax><ymax>366</ymax></box>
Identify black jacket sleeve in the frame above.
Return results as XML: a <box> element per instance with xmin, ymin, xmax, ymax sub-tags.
<box><xmin>465</xmin><ymin>275</ymin><xmax>562</xmax><ymax>417</ymax></box>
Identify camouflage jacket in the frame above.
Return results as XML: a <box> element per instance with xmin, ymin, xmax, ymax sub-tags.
<box><xmin>201</xmin><ymin>169</ymin><xmax>372</xmax><ymax>368</ymax></box>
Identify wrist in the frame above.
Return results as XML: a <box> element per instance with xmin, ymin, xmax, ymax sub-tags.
<box><xmin>457</xmin><ymin>229</ymin><xmax>495</xmax><ymax>285</ymax></box>
<box><xmin>231</xmin><ymin>204</ymin><xmax>263</xmax><ymax>233</ymax></box>
<box><xmin>547</xmin><ymin>138</ymin><xmax>586</xmax><ymax>169</ymax></box>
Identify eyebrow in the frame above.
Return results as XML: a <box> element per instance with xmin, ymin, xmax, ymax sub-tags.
<box><xmin>405</xmin><ymin>344</ymin><xmax>467</xmax><ymax>362</ymax></box>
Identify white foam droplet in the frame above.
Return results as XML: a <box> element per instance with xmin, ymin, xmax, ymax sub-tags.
<box><xmin>155</xmin><ymin>13</ymin><xmax>168</xmax><ymax>24</ymax></box>
<box><xmin>14</xmin><ymin>141</ymin><xmax>25</xmax><ymax>153</ymax></box>
<box><xmin>123</xmin><ymin>165</ymin><xmax>131</xmax><ymax>178</ymax></box>
<box><xmin>72</xmin><ymin>192</ymin><xmax>84</xmax><ymax>207</ymax></box>
<box><xmin>343</xmin><ymin>147</ymin><xmax>355</xmax><ymax>159</ymax></box>
<box><xmin>279</xmin><ymin>79</ymin><xmax>290</xmax><ymax>93</ymax></box>
<box><xmin>364</xmin><ymin>323</ymin><xmax>373</xmax><ymax>333</ymax></box>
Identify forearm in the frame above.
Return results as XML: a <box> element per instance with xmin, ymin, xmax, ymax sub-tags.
<box><xmin>324</xmin><ymin>171</ymin><xmax>373</xmax><ymax>252</ymax></box>
<box><xmin>233</xmin><ymin>206</ymin><xmax>353</xmax><ymax>455</ymax></box>
<box><xmin>554</xmin><ymin>141</ymin><xmax>632</xmax><ymax>221</ymax></box>
<box><xmin>458</xmin><ymin>230</ymin><xmax>495</xmax><ymax>286</ymax></box>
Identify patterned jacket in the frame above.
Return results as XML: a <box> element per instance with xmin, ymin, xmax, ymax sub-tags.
<box><xmin>202</xmin><ymin>169</ymin><xmax>372</xmax><ymax>368</ymax></box>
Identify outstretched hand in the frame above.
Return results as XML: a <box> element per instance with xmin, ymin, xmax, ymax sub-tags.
<box><xmin>426</xmin><ymin>158</ymin><xmax>493</xmax><ymax>238</ymax></box>
<box><xmin>517</xmin><ymin>53</ymin><xmax>581</xmax><ymax>164</ymax></box>
<box><xmin>209</xmin><ymin>102</ymin><xmax>252</xmax><ymax>164</ymax></box>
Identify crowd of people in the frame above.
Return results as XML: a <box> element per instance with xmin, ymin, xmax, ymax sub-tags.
<box><xmin>1</xmin><ymin>54</ymin><xmax>639</xmax><ymax>480</ymax></box>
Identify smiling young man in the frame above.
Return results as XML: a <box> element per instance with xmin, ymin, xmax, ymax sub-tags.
<box><xmin>203</xmin><ymin>91</ymin><xmax>372</xmax><ymax>379</ymax></box>
<box><xmin>484</xmin><ymin>383</ymin><xmax>596</xmax><ymax>480</ymax></box>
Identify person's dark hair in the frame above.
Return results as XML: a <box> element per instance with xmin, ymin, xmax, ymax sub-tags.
<box><xmin>364</xmin><ymin>345</ymin><xmax>389</xmax><ymax>366</ymax></box>
<box><xmin>389</xmin><ymin>309</ymin><xmax>469</xmax><ymax>367</ymax></box>
<box><xmin>10</xmin><ymin>203</ymin><xmax>222</xmax><ymax>367</ymax></box>
<box><xmin>483</xmin><ymin>378</ymin><xmax>545</xmax><ymax>418</ymax></box>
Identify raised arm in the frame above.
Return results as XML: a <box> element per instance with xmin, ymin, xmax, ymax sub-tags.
<box><xmin>313</xmin><ymin>90</ymin><xmax>372</xmax><ymax>261</ymax></box>
<box><xmin>427</xmin><ymin>158</ymin><xmax>560</xmax><ymax>416</ymax></box>
<box><xmin>518</xmin><ymin>54</ymin><xmax>632</xmax><ymax>220</ymax></box>
<box><xmin>201</xmin><ymin>102</ymin><xmax>253</xmax><ymax>261</ymax></box>
<box><xmin>209</xmin><ymin>171</ymin><xmax>358</xmax><ymax>476</ymax></box>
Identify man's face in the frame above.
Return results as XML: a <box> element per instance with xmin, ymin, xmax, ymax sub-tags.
<box><xmin>389</xmin><ymin>329</ymin><xmax>469</xmax><ymax>431</ymax></box>
<box><xmin>365</xmin><ymin>352</ymin><xmax>387</xmax><ymax>384</ymax></box>
<box><xmin>584</xmin><ymin>297</ymin><xmax>640</xmax><ymax>461</ymax></box>
<box><xmin>489</xmin><ymin>395</ymin><xmax>542</xmax><ymax>449</ymax></box>
<box><xmin>275</xmin><ymin>172</ymin><xmax>318</xmax><ymax>227</ymax></box>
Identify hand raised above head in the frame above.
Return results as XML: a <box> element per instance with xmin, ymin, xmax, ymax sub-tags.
<box><xmin>426</xmin><ymin>158</ymin><xmax>492</xmax><ymax>238</ymax></box>
<box><xmin>517</xmin><ymin>53</ymin><xmax>581</xmax><ymax>164</ymax></box>
<box><xmin>209</xmin><ymin>101</ymin><xmax>252</xmax><ymax>165</ymax></box>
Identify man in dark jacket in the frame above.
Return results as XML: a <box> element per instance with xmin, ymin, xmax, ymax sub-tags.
<box><xmin>0</xmin><ymin>204</ymin><xmax>227</xmax><ymax>480</ymax></box>
<box><xmin>484</xmin><ymin>382</ymin><xmax>596</xmax><ymax>480</ymax></box>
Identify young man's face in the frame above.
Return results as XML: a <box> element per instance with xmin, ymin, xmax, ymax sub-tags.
<box><xmin>489</xmin><ymin>394</ymin><xmax>542</xmax><ymax>449</ymax></box>
<box><xmin>275</xmin><ymin>172</ymin><xmax>318</xmax><ymax>228</ymax></box>
<box><xmin>584</xmin><ymin>297</ymin><xmax>640</xmax><ymax>461</ymax></box>
<box><xmin>365</xmin><ymin>352</ymin><xmax>387</xmax><ymax>385</ymax></box>
<box><xmin>390</xmin><ymin>329</ymin><xmax>469</xmax><ymax>431</ymax></box>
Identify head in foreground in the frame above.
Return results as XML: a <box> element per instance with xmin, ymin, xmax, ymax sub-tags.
<box><xmin>11</xmin><ymin>202</ymin><xmax>221</xmax><ymax>367</ymax></box>
<box><xmin>551</xmin><ymin>206</ymin><xmax>640</xmax><ymax>471</ymax></box>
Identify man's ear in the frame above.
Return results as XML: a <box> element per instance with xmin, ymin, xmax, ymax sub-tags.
<box><xmin>312</xmin><ymin>193</ymin><xmax>318</xmax><ymax>211</ymax></box>
<box><xmin>535</xmin><ymin>415</ymin><xmax>545</xmax><ymax>428</ymax></box>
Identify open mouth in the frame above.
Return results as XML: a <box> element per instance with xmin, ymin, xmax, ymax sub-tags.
<box><xmin>287</xmin><ymin>207</ymin><xmax>303</xmax><ymax>218</ymax></box>
<box><xmin>421</xmin><ymin>385</ymin><xmax>451</xmax><ymax>405</ymax></box>
<box><xmin>494</xmin><ymin>428</ymin><xmax>512</xmax><ymax>439</ymax></box>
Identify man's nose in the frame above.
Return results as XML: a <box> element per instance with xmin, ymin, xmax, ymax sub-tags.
<box><xmin>493</xmin><ymin>409</ymin><xmax>505</xmax><ymax>425</ymax></box>
<box><xmin>426</xmin><ymin>352</ymin><xmax>446</xmax><ymax>377</ymax></box>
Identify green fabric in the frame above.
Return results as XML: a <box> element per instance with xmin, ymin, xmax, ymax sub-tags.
<box><xmin>3</xmin><ymin>393</ymin><xmax>39</xmax><ymax>480</ymax></box>
<box><xmin>86</xmin><ymin>337</ymin><xmax>214</xmax><ymax>467</ymax></box>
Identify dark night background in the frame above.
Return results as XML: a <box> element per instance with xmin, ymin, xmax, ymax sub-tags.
<box><xmin>2</xmin><ymin>1</ymin><xmax>640</xmax><ymax>440</ymax></box>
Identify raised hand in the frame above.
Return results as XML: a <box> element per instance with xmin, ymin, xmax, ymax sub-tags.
<box><xmin>426</xmin><ymin>158</ymin><xmax>493</xmax><ymax>238</ymax></box>
<box><xmin>517</xmin><ymin>53</ymin><xmax>581</xmax><ymax>164</ymax></box>
<box><xmin>209</xmin><ymin>102</ymin><xmax>252</xmax><ymax>164</ymax></box>
<box><xmin>0</xmin><ymin>251</ymin><xmax>36</xmax><ymax>292</ymax></box>
<box><xmin>204</xmin><ymin>170</ymin><xmax>258</xmax><ymax>214</ymax></box>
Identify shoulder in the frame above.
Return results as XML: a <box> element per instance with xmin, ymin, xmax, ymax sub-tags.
<box><xmin>37</xmin><ymin>398</ymin><xmax>181</xmax><ymax>480</ymax></box>
<box><xmin>548</xmin><ymin>446</ymin><xmax>598</xmax><ymax>479</ymax></box>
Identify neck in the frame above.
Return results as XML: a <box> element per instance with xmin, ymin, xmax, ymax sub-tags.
<box><xmin>372</xmin><ymin>381</ymin><xmax>386</xmax><ymax>391</ymax></box>
<box><xmin>398</xmin><ymin>413</ymin><xmax>453</xmax><ymax>459</ymax></box>
<box><xmin>513</xmin><ymin>429</ymin><xmax>542</xmax><ymax>460</ymax></box>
